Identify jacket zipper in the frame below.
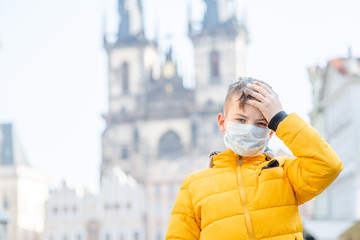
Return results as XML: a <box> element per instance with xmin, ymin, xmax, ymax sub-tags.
<box><xmin>236</xmin><ymin>160</ymin><xmax>256</xmax><ymax>240</ymax></box>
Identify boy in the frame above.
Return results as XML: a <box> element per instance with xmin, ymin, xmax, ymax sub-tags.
<box><xmin>165</xmin><ymin>78</ymin><xmax>343</xmax><ymax>240</ymax></box>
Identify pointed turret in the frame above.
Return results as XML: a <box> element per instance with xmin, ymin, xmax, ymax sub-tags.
<box><xmin>117</xmin><ymin>0</ymin><xmax>144</xmax><ymax>43</ymax></box>
<box><xmin>203</xmin><ymin>0</ymin><xmax>220</xmax><ymax>29</ymax></box>
<box><xmin>0</xmin><ymin>123</ymin><xmax>28</xmax><ymax>166</ymax></box>
<box><xmin>117</xmin><ymin>0</ymin><xmax>131</xmax><ymax>40</ymax></box>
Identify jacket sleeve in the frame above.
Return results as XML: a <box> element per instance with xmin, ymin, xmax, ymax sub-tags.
<box><xmin>276</xmin><ymin>113</ymin><xmax>343</xmax><ymax>205</ymax></box>
<box><xmin>166</xmin><ymin>177</ymin><xmax>200</xmax><ymax>240</ymax></box>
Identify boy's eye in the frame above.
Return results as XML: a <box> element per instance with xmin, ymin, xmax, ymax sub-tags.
<box><xmin>236</xmin><ymin>118</ymin><xmax>246</xmax><ymax>123</ymax></box>
<box><xmin>257</xmin><ymin>122</ymin><xmax>268</xmax><ymax>128</ymax></box>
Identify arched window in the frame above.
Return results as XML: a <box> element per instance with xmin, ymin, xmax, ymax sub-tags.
<box><xmin>121</xmin><ymin>62</ymin><xmax>129</xmax><ymax>93</ymax></box>
<box><xmin>210</xmin><ymin>51</ymin><xmax>220</xmax><ymax>83</ymax></box>
<box><xmin>191</xmin><ymin>122</ymin><xmax>197</xmax><ymax>147</ymax></box>
<box><xmin>158</xmin><ymin>130</ymin><xmax>183</xmax><ymax>159</ymax></box>
<box><xmin>121</xmin><ymin>146</ymin><xmax>128</xmax><ymax>159</ymax></box>
<box><xmin>86</xmin><ymin>221</ymin><xmax>100</xmax><ymax>240</ymax></box>
<box><xmin>133</xmin><ymin>128</ymin><xmax>139</xmax><ymax>152</ymax></box>
<box><xmin>3</xmin><ymin>195</ymin><xmax>8</xmax><ymax>210</ymax></box>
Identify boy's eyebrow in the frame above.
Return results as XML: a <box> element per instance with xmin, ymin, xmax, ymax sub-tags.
<box><xmin>235</xmin><ymin>114</ymin><xmax>268</xmax><ymax>122</ymax></box>
<box><xmin>257</xmin><ymin>118</ymin><xmax>268</xmax><ymax>122</ymax></box>
<box><xmin>235</xmin><ymin>113</ymin><xmax>248</xmax><ymax>118</ymax></box>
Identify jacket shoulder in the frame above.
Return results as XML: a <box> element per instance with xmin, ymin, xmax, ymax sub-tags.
<box><xmin>182</xmin><ymin>168</ymin><xmax>212</xmax><ymax>186</ymax></box>
<box><xmin>182</xmin><ymin>166</ymin><xmax>230</xmax><ymax>189</ymax></box>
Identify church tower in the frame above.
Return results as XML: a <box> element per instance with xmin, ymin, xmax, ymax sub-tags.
<box><xmin>101</xmin><ymin>0</ymin><xmax>159</xmax><ymax>181</ymax></box>
<box><xmin>190</xmin><ymin>0</ymin><xmax>247</xmax><ymax>106</ymax></box>
<box><xmin>190</xmin><ymin>0</ymin><xmax>248</xmax><ymax>154</ymax></box>
<box><xmin>99</xmin><ymin>1</ymin><xmax>250</xmax><ymax>238</ymax></box>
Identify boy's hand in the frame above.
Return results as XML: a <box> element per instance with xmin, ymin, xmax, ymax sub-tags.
<box><xmin>245</xmin><ymin>81</ymin><xmax>283</xmax><ymax>123</ymax></box>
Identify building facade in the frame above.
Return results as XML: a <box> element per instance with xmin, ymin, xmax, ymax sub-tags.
<box><xmin>306</xmin><ymin>52</ymin><xmax>360</xmax><ymax>238</ymax></box>
<box><xmin>101</xmin><ymin>0</ymin><xmax>247</xmax><ymax>239</ymax></box>
<box><xmin>0</xmin><ymin>123</ymin><xmax>48</xmax><ymax>240</ymax></box>
<box><xmin>43</xmin><ymin>168</ymin><xmax>144</xmax><ymax>240</ymax></box>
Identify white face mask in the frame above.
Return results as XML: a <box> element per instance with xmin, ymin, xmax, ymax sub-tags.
<box><xmin>223</xmin><ymin>121</ymin><xmax>271</xmax><ymax>157</ymax></box>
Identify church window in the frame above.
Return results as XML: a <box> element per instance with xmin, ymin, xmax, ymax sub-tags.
<box><xmin>104</xmin><ymin>158</ymin><xmax>111</xmax><ymax>165</ymax></box>
<box><xmin>155</xmin><ymin>202</ymin><xmax>161</xmax><ymax>217</ymax></box>
<box><xmin>121</xmin><ymin>62</ymin><xmax>129</xmax><ymax>94</ymax></box>
<box><xmin>133</xmin><ymin>127</ymin><xmax>139</xmax><ymax>152</ymax></box>
<box><xmin>314</xmin><ymin>189</ymin><xmax>330</xmax><ymax>218</ymax></box>
<box><xmin>158</xmin><ymin>130</ymin><xmax>183</xmax><ymax>159</ymax></box>
<box><xmin>156</xmin><ymin>230</ymin><xmax>162</xmax><ymax>240</ymax></box>
<box><xmin>2</xmin><ymin>196</ymin><xmax>8</xmax><ymax>210</ymax></box>
<box><xmin>86</xmin><ymin>221</ymin><xmax>100</xmax><ymax>240</ymax></box>
<box><xmin>114</xmin><ymin>203</ymin><xmax>119</xmax><ymax>210</ymax></box>
<box><xmin>191</xmin><ymin>122</ymin><xmax>197</xmax><ymax>147</ymax></box>
<box><xmin>119</xmin><ymin>232</ymin><xmax>125</xmax><ymax>240</ymax></box>
<box><xmin>168</xmin><ymin>184</ymin><xmax>175</xmax><ymax>195</ymax></box>
<box><xmin>133</xmin><ymin>231</ymin><xmax>139</xmax><ymax>240</ymax></box>
<box><xmin>121</xmin><ymin>107</ymin><xmax>127</xmax><ymax>114</ymax></box>
<box><xmin>155</xmin><ymin>184</ymin><xmax>161</xmax><ymax>195</ymax></box>
<box><xmin>210</xmin><ymin>51</ymin><xmax>220</xmax><ymax>83</ymax></box>
<box><xmin>121</xmin><ymin>146</ymin><xmax>128</xmax><ymax>159</ymax></box>
<box><xmin>104</xmin><ymin>203</ymin><xmax>111</xmax><ymax>211</ymax></box>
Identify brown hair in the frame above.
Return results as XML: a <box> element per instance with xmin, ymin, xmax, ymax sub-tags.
<box><xmin>223</xmin><ymin>77</ymin><xmax>272</xmax><ymax>116</ymax></box>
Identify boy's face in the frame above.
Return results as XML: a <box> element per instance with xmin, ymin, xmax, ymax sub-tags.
<box><xmin>218</xmin><ymin>96</ymin><xmax>272</xmax><ymax>134</ymax></box>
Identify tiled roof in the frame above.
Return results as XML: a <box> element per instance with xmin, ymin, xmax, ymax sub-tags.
<box><xmin>328</xmin><ymin>57</ymin><xmax>360</xmax><ymax>75</ymax></box>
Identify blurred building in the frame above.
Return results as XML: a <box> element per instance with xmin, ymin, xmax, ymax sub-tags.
<box><xmin>0</xmin><ymin>123</ymin><xmax>48</xmax><ymax>240</ymax></box>
<box><xmin>101</xmin><ymin>0</ymin><xmax>247</xmax><ymax>239</ymax></box>
<box><xmin>0</xmin><ymin>210</ymin><xmax>9</xmax><ymax>240</ymax></box>
<box><xmin>306</xmin><ymin>50</ymin><xmax>360</xmax><ymax>239</ymax></box>
<box><xmin>43</xmin><ymin>168</ymin><xmax>144</xmax><ymax>240</ymax></box>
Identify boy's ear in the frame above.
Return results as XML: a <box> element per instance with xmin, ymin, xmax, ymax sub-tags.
<box><xmin>218</xmin><ymin>113</ymin><xmax>226</xmax><ymax>132</ymax></box>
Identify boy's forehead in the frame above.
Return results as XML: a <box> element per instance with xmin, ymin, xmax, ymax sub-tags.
<box><xmin>228</xmin><ymin>93</ymin><xmax>242</xmax><ymax>105</ymax></box>
<box><xmin>226</xmin><ymin>94</ymin><xmax>243</xmax><ymax>111</ymax></box>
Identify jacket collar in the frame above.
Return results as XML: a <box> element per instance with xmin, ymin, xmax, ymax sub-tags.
<box><xmin>212</xmin><ymin>149</ymin><xmax>267</xmax><ymax>168</ymax></box>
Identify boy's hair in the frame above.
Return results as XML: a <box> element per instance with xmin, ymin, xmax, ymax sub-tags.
<box><xmin>224</xmin><ymin>77</ymin><xmax>272</xmax><ymax>115</ymax></box>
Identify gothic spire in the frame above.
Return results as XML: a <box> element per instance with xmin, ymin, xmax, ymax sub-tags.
<box><xmin>118</xmin><ymin>0</ymin><xmax>131</xmax><ymax>41</ymax></box>
<box><xmin>117</xmin><ymin>0</ymin><xmax>144</xmax><ymax>43</ymax></box>
<box><xmin>203</xmin><ymin>0</ymin><xmax>220</xmax><ymax>28</ymax></box>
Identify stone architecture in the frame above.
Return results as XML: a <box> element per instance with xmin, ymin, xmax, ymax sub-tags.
<box><xmin>43</xmin><ymin>168</ymin><xmax>144</xmax><ymax>240</ymax></box>
<box><xmin>0</xmin><ymin>123</ymin><xmax>48</xmax><ymax>240</ymax></box>
<box><xmin>101</xmin><ymin>0</ymin><xmax>247</xmax><ymax>239</ymax></box>
<box><xmin>305</xmin><ymin>51</ymin><xmax>360</xmax><ymax>239</ymax></box>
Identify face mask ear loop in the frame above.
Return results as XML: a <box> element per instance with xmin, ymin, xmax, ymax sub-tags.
<box><xmin>264</xmin><ymin>146</ymin><xmax>275</xmax><ymax>161</ymax></box>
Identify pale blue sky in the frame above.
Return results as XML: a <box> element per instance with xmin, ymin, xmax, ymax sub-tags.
<box><xmin>0</xmin><ymin>0</ymin><xmax>359</xmax><ymax>192</ymax></box>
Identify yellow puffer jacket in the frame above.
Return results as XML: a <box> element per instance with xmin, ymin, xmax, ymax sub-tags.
<box><xmin>166</xmin><ymin>113</ymin><xmax>343</xmax><ymax>240</ymax></box>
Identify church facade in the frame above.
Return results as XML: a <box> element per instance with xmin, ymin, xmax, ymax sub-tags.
<box><xmin>101</xmin><ymin>0</ymin><xmax>247</xmax><ymax>239</ymax></box>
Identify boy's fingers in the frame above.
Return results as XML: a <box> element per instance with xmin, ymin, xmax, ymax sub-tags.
<box><xmin>252</xmin><ymin>81</ymin><xmax>273</xmax><ymax>95</ymax></box>
<box><xmin>247</xmin><ymin>83</ymin><xmax>270</xmax><ymax>97</ymax></box>
<box><xmin>246</xmin><ymin>99</ymin><xmax>261</xmax><ymax>109</ymax></box>
<box><xmin>244</xmin><ymin>89</ymin><xmax>265</xmax><ymax>102</ymax></box>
